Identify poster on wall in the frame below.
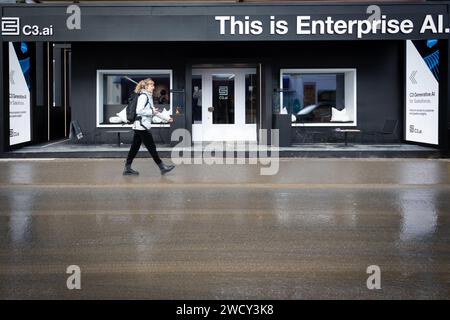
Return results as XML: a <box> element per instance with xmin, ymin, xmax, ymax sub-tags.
<box><xmin>9</xmin><ymin>42</ymin><xmax>31</xmax><ymax>146</ymax></box>
<box><xmin>405</xmin><ymin>39</ymin><xmax>439</xmax><ymax>145</ymax></box>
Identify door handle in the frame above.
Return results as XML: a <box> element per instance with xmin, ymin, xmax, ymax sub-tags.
<box><xmin>208</xmin><ymin>107</ymin><xmax>214</xmax><ymax>112</ymax></box>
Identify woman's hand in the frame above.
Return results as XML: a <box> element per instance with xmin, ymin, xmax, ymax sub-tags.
<box><xmin>168</xmin><ymin>117</ymin><xmax>174</xmax><ymax>123</ymax></box>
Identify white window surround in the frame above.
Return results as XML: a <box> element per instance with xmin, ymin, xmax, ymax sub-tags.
<box><xmin>280</xmin><ymin>68</ymin><xmax>357</xmax><ymax>127</ymax></box>
<box><xmin>96</xmin><ymin>69</ymin><xmax>173</xmax><ymax>128</ymax></box>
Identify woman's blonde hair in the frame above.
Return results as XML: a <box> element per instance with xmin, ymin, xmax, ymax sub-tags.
<box><xmin>134</xmin><ymin>78</ymin><xmax>154</xmax><ymax>93</ymax></box>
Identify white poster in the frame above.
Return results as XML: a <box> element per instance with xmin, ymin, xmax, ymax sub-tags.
<box><xmin>9</xmin><ymin>42</ymin><xmax>31</xmax><ymax>146</ymax></box>
<box><xmin>405</xmin><ymin>40</ymin><xmax>439</xmax><ymax>145</ymax></box>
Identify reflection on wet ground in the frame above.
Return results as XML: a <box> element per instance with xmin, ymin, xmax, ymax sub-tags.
<box><xmin>0</xmin><ymin>158</ymin><xmax>449</xmax><ymax>299</ymax></box>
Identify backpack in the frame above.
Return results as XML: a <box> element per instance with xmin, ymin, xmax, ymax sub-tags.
<box><xmin>126</xmin><ymin>92</ymin><xmax>139</xmax><ymax>123</ymax></box>
<box><xmin>112</xmin><ymin>93</ymin><xmax>150</xmax><ymax>125</ymax></box>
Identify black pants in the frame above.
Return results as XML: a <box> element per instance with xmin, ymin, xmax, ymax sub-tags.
<box><xmin>126</xmin><ymin>130</ymin><xmax>162</xmax><ymax>165</ymax></box>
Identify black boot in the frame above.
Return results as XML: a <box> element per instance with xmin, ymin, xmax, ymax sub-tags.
<box><xmin>123</xmin><ymin>163</ymin><xmax>139</xmax><ymax>175</ymax></box>
<box><xmin>158</xmin><ymin>162</ymin><xmax>175</xmax><ymax>175</ymax></box>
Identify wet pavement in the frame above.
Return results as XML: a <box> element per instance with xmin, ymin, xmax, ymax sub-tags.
<box><xmin>0</xmin><ymin>158</ymin><xmax>449</xmax><ymax>299</ymax></box>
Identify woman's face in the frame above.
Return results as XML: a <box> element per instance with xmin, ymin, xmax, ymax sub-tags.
<box><xmin>145</xmin><ymin>82</ymin><xmax>155</xmax><ymax>93</ymax></box>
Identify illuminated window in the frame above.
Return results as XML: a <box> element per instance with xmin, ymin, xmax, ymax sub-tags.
<box><xmin>96</xmin><ymin>70</ymin><xmax>172</xmax><ymax>127</ymax></box>
<box><xmin>280</xmin><ymin>69</ymin><xmax>357</xmax><ymax>127</ymax></box>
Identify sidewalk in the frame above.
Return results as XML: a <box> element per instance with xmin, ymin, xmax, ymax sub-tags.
<box><xmin>3</xmin><ymin>141</ymin><xmax>442</xmax><ymax>158</ymax></box>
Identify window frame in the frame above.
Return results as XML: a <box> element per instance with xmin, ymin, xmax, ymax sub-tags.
<box><xmin>96</xmin><ymin>69</ymin><xmax>173</xmax><ymax>128</ymax></box>
<box><xmin>280</xmin><ymin>68</ymin><xmax>357</xmax><ymax>127</ymax></box>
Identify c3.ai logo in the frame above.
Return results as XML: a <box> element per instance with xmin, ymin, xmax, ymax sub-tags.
<box><xmin>1</xmin><ymin>17</ymin><xmax>20</xmax><ymax>36</ymax></box>
<box><xmin>409</xmin><ymin>125</ymin><xmax>422</xmax><ymax>134</ymax></box>
<box><xmin>9</xmin><ymin>129</ymin><xmax>19</xmax><ymax>138</ymax></box>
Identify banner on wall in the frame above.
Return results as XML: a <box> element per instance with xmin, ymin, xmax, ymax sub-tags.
<box><xmin>9</xmin><ymin>42</ymin><xmax>31</xmax><ymax>146</ymax></box>
<box><xmin>405</xmin><ymin>39</ymin><xmax>439</xmax><ymax>145</ymax></box>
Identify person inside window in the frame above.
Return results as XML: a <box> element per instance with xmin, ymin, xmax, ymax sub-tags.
<box><xmin>193</xmin><ymin>86</ymin><xmax>202</xmax><ymax>122</ymax></box>
<box><xmin>158</xmin><ymin>89</ymin><xmax>169</xmax><ymax>104</ymax></box>
<box><xmin>123</xmin><ymin>78</ymin><xmax>175</xmax><ymax>175</ymax></box>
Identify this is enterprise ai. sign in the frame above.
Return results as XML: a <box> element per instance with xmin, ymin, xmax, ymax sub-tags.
<box><xmin>1</xmin><ymin>9</ymin><xmax>450</xmax><ymax>41</ymax></box>
<box><xmin>214</xmin><ymin>15</ymin><xmax>449</xmax><ymax>39</ymax></box>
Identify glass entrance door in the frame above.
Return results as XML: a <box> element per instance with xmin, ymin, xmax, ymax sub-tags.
<box><xmin>192</xmin><ymin>68</ymin><xmax>257</xmax><ymax>142</ymax></box>
<box><xmin>212</xmin><ymin>74</ymin><xmax>235</xmax><ymax>124</ymax></box>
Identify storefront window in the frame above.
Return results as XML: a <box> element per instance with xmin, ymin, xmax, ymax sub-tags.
<box><xmin>97</xmin><ymin>70</ymin><xmax>172</xmax><ymax>127</ymax></box>
<box><xmin>280</xmin><ymin>69</ymin><xmax>357</xmax><ymax>127</ymax></box>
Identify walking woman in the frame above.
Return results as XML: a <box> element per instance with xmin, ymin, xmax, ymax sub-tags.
<box><xmin>123</xmin><ymin>78</ymin><xmax>175</xmax><ymax>175</ymax></box>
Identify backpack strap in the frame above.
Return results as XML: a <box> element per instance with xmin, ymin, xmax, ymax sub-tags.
<box><xmin>140</xmin><ymin>93</ymin><xmax>150</xmax><ymax>109</ymax></box>
<box><xmin>137</xmin><ymin>93</ymin><xmax>152</xmax><ymax>130</ymax></box>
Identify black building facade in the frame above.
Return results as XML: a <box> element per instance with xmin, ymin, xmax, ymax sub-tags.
<box><xmin>1</xmin><ymin>2</ymin><xmax>449</xmax><ymax>154</ymax></box>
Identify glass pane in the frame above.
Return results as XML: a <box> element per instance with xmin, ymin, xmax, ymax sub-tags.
<box><xmin>103</xmin><ymin>75</ymin><xmax>128</xmax><ymax>125</ymax></box>
<box><xmin>245</xmin><ymin>74</ymin><xmax>257</xmax><ymax>124</ymax></box>
<box><xmin>102</xmin><ymin>73</ymin><xmax>171</xmax><ymax>124</ymax></box>
<box><xmin>52</xmin><ymin>48</ymin><xmax>62</xmax><ymax>107</ymax></box>
<box><xmin>104</xmin><ymin>75</ymin><xmax>122</xmax><ymax>105</ymax></box>
<box><xmin>282</xmin><ymin>73</ymin><xmax>345</xmax><ymax>124</ymax></box>
<box><xmin>212</xmin><ymin>74</ymin><xmax>234</xmax><ymax>124</ymax></box>
<box><xmin>192</xmin><ymin>75</ymin><xmax>202</xmax><ymax>124</ymax></box>
<box><xmin>153</xmin><ymin>75</ymin><xmax>171</xmax><ymax>113</ymax></box>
